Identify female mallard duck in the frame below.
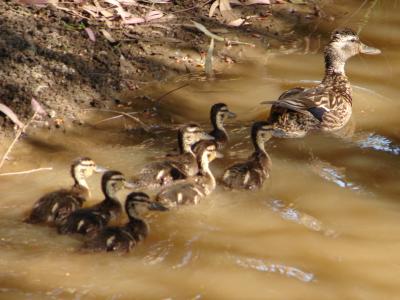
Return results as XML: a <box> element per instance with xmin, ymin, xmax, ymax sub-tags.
<box><xmin>57</xmin><ymin>171</ymin><xmax>133</xmax><ymax>236</ymax></box>
<box><xmin>262</xmin><ymin>28</ymin><xmax>381</xmax><ymax>138</ymax></box>
<box><xmin>132</xmin><ymin>124</ymin><xmax>214</xmax><ymax>189</ymax></box>
<box><xmin>222</xmin><ymin>121</ymin><xmax>272</xmax><ymax>190</ymax></box>
<box><xmin>208</xmin><ymin>103</ymin><xmax>236</xmax><ymax>149</ymax></box>
<box><xmin>25</xmin><ymin>157</ymin><xmax>106</xmax><ymax>225</ymax></box>
<box><xmin>82</xmin><ymin>192</ymin><xmax>167</xmax><ymax>252</ymax></box>
<box><xmin>156</xmin><ymin>140</ymin><xmax>222</xmax><ymax>208</ymax></box>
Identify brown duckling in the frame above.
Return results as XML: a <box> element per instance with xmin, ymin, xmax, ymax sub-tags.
<box><xmin>82</xmin><ymin>192</ymin><xmax>167</xmax><ymax>252</ymax></box>
<box><xmin>208</xmin><ymin>103</ymin><xmax>236</xmax><ymax>149</ymax></box>
<box><xmin>222</xmin><ymin>122</ymin><xmax>272</xmax><ymax>190</ymax></box>
<box><xmin>262</xmin><ymin>28</ymin><xmax>381</xmax><ymax>138</ymax></box>
<box><xmin>25</xmin><ymin>157</ymin><xmax>106</xmax><ymax>226</ymax></box>
<box><xmin>156</xmin><ymin>140</ymin><xmax>222</xmax><ymax>208</ymax></box>
<box><xmin>132</xmin><ymin>124</ymin><xmax>214</xmax><ymax>189</ymax></box>
<box><xmin>57</xmin><ymin>171</ymin><xmax>133</xmax><ymax>236</ymax></box>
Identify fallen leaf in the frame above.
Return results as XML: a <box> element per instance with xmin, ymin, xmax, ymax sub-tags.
<box><xmin>84</xmin><ymin>27</ymin><xmax>96</xmax><ymax>42</ymax></box>
<box><xmin>227</xmin><ymin>18</ymin><xmax>246</xmax><ymax>26</ymax></box>
<box><xmin>0</xmin><ymin>103</ymin><xmax>24</xmax><ymax>128</ymax></box>
<box><xmin>145</xmin><ymin>10</ymin><xmax>163</xmax><ymax>21</ymax></box>
<box><xmin>31</xmin><ymin>98</ymin><xmax>47</xmax><ymax>116</ymax></box>
<box><xmin>100</xmin><ymin>29</ymin><xmax>116</xmax><ymax>43</ymax></box>
<box><xmin>209</xmin><ymin>0</ymin><xmax>219</xmax><ymax>17</ymax></box>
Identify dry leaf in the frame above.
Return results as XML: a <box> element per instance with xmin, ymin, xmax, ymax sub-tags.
<box><xmin>84</xmin><ymin>27</ymin><xmax>96</xmax><ymax>42</ymax></box>
<box><xmin>0</xmin><ymin>103</ymin><xmax>24</xmax><ymax>128</ymax></box>
<box><xmin>219</xmin><ymin>0</ymin><xmax>237</xmax><ymax>23</ymax></box>
<box><xmin>100</xmin><ymin>29</ymin><xmax>116</xmax><ymax>43</ymax></box>
<box><xmin>31</xmin><ymin>98</ymin><xmax>47</xmax><ymax>116</ymax></box>
<box><xmin>227</xmin><ymin>18</ymin><xmax>246</xmax><ymax>26</ymax></box>
<box><xmin>209</xmin><ymin>0</ymin><xmax>219</xmax><ymax>18</ymax></box>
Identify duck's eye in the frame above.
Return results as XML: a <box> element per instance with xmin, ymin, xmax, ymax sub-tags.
<box><xmin>350</xmin><ymin>38</ymin><xmax>357</xmax><ymax>42</ymax></box>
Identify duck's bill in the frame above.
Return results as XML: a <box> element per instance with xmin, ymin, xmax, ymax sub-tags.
<box><xmin>148</xmin><ymin>202</ymin><xmax>168</xmax><ymax>211</ymax></box>
<box><xmin>124</xmin><ymin>181</ymin><xmax>137</xmax><ymax>189</ymax></box>
<box><xmin>360</xmin><ymin>43</ymin><xmax>381</xmax><ymax>55</ymax></box>
<box><xmin>227</xmin><ymin>111</ymin><xmax>237</xmax><ymax>118</ymax></box>
<box><xmin>94</xmin><ymin>165</ymin><xmax>108</xmax><ymax>173</ymax></box>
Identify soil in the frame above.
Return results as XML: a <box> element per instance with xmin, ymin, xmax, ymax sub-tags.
<box><xmin>0</xmin><ymin>0</ymin><xmax>326</xmax><ymax>136</ymax></box>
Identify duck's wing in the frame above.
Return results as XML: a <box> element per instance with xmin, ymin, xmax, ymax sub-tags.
<box><xmin>267</xmin><ymin>86</ymin><xmax>333</xmax><ymax>122</ymax></box>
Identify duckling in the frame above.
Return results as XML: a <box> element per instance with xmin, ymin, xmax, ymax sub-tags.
<box><xmin>156</xmin><ymin>140</ymin><xmax>222</xmax><ymax>208</ymax></box>
<box><xmin>222</xmin><ymin>121</ymin><xmax>272</xmax><ymax>190</ymax></box>
<box><xmin>57</xmin><ymin>171</ymin><xmax>133</xmax><ymax>236</ymax></box>
<box><xmin>132</xmin><ymin>124</ymin><xmax>214</xmax><ymax>189</ymax></box>
<box><xmin>262</xmin><ymin>28</ymin><xmax>381</xmax><ymax>138</ymax></box>
<box><xmin>82</xmin><ymin>192</ymin><xmax>168</xmax><ymax>252</ymax></box>
<box><xmin>208</xmin><ymin>103</ymin><xmax>236</xmax><ymax>149</ymax></box>
<box><xmin>24</xmin><ymin>157</ymin><xmax>106</xmax><ymax>225</ymax></box>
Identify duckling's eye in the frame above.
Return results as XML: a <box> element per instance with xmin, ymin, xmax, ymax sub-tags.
<box><xmin>350</xmin><ymin>38</ymin><xmax>357</xmax><ymax>42</ymax></box>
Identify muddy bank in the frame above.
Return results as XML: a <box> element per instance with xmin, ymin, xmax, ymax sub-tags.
<box><xmin>0</xmin><ymin>0</ymin><xmax>326</xmax><ymax>134</ymax></box>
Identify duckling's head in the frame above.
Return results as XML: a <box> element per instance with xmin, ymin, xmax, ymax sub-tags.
<box><xmin>125</xmin><ymin>192</ymin><xmax>168</xmax><ymax>218</ymax></box>
<box><xmin>101</xmin><ymin>170</ymin><xmax>134</xmax><ymax>198</ymax></box>
<box><xmin>178</xmin><ymin>123</ymin><xmax>214</xmax><ymax>153</ymax></box>
<box><xmin>252</xmin><ymin>121</ymin><xmax>273</xmax><ymax>150</ymax></box>
<box><xmin>194</xmin><ymin>140</ymin><xmax>223</xmax><ymax>170</ymax></box>
<box><xmin>71</xmin><ymin>157</ymin><xmax>107</xmax><ymax>186</ymax></box>
<box><xmin>210</xmin><ymin>103</ymin><xmax>236</xmax><ymax>128</ymax></box>
<box><xmin>325</xmin><ymin>28</ymin><xmax>380</xmax><ymax>74</ymax></box>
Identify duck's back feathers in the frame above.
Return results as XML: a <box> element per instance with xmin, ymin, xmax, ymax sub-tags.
<box><xmin>25</xmin><ymin>187</ymin><xmax>87</xmax><ymax>225</ymax></box>
<box><xmin>222</xmin><ymin>156</ymin><xmax>269</xmax><ymax>190</ymax></box>
<box><xmin>57</xmin><ymin>199</ymin><xmax>122</xmax><ymax>236</ymax></box>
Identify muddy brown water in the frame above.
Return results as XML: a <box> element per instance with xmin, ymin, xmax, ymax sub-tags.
<box><xmin>1</xmin><ymin>1</ymin><xmax>400</xmax><ymax>299</ymax></box>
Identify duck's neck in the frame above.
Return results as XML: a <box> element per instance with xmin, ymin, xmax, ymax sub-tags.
<box><xmin>322</xmin><ymin>46</ymin><xmax>347</xmax><ymax>81</ymax></box>
<box><xmin>211</xmin><ymin>114</ymin><xmax>226</xmax><ymax>134</ymax></box>
<box><xmin>178</xmin><ymin>135</ymin><xmax>194</xmax><ymax>155</ymax></box>
<box><xmin>127</xmin><ymin>214</ymin><xmax>148</xmax><ymax>239</ymax></box>
<box><xmin>73</xmin><ymin>173</ymin><xmax>90</xmax><ymax>197</ymax></box>
<box><xmin>253</xmin><ymin>136</ymin><xmax>266</xmax><ymax>155</ymax></box>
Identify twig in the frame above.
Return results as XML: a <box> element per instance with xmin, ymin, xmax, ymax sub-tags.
<box><xmin>86</xmin><ymin>109</ymin><xmax>150</xmax><ymax>131</ymax></box>
<box><xmin>94</xmin><ymin>112</ymin><xmax>139</xmax><ymax>125</ymax></box>
<box><xmin>0</xmin><ymin>167</ymin><xmax>53</xmax><ymax>177</ymax></box>
<box><xmin>0</xmin><ymin>112</ymin><xmax>37</xmax><ymax>170</ymax></box>
<box><xmin>155</xmin><ymin>83</ymin><xmax>190</xmax><ymax>102</ymax></box>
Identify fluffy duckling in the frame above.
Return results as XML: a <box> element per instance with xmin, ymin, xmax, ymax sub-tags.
<box><xmin>25</xmin><ymin>157</ymin><xmax>106</xmax><ymax>225</ymax></box>
<box><xmin>57</xmin><ymin>171</ymin><xmax>133</xmax><ymax>236</ymax></box>
<box><xmin>156</xmin><ymin>140</ymin><xmax>222</xmax><ymax>208</ymax></box>
<box><xmin>82</xmin><ymin>192</ymin><xmax>167</xmax><ymax>252</ymax></box>
<box><xmin>208</xmin><ymin>103</ymin><xmax>236</xmax><ymax>149</ymax></box>
<box><xmin>222</xmin><ymin>122</ymin><xmax>272</xmax><ymax>190</ymax></box>
<box><xmin>262</xmin><ymin>28</ymin><xmax>381</xmax><ymax>138</ymax></box>
<box><xmin>132</xmin><ymin>124</ymin><xmax>214</xmax><ymax>189</ymax></box>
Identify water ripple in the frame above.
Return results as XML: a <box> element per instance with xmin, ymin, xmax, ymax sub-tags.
<box><xmin>233</xmin><ymin>256</ymin><xmax>315</xmax><ymax>283</ymax></box>
<box><xmin>267</xmin><ymin>199</ymin><xmax>338</xmax><ymax>237</ymax></box>
<box><xmin>356</xmin><ymin>133</ymin><xmax>400</xmax><ymax>155</ymax></box>
<box><xmin>310</xmin><ymin>159</ymin><xmax>366</xmax><ymax>193</ymax></box>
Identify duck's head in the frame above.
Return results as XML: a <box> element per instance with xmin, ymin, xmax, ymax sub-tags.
<box><xmin>251</xmin><ymin>121</ymin><xmax>273</xmax><ymax>151</ymax></box>
<box><xmin>101</xmin><ymin>170</ymin><xmax>135</xmax><ymax>198</ymax></box>
<box><xmin>210</xmin><ymin>103</ymin><xmax>236</xmax><ymax>128</ymax></box>
<box><xmin>194</xmin><ymin>140</ymin><xmax>223</xmax><ymax>171</ymax></box>
<box><xmin>71</xmin><ymin>157</ymin><xmax>107</xmax><ymax>187</ymax></box>
<box><xmin>325</xmin><ymin>28</ymin><xmax>380</xmax><ymax>74</ymax></box>
<box><xmin>125</xmin><ymin>192</ymin><xmax>168</xmax><ymax>218</ymax></box>
<box><xmin>178</xmin><ymin>123</ymin><xmax>214</xmax><ymax>153</ymax></box>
